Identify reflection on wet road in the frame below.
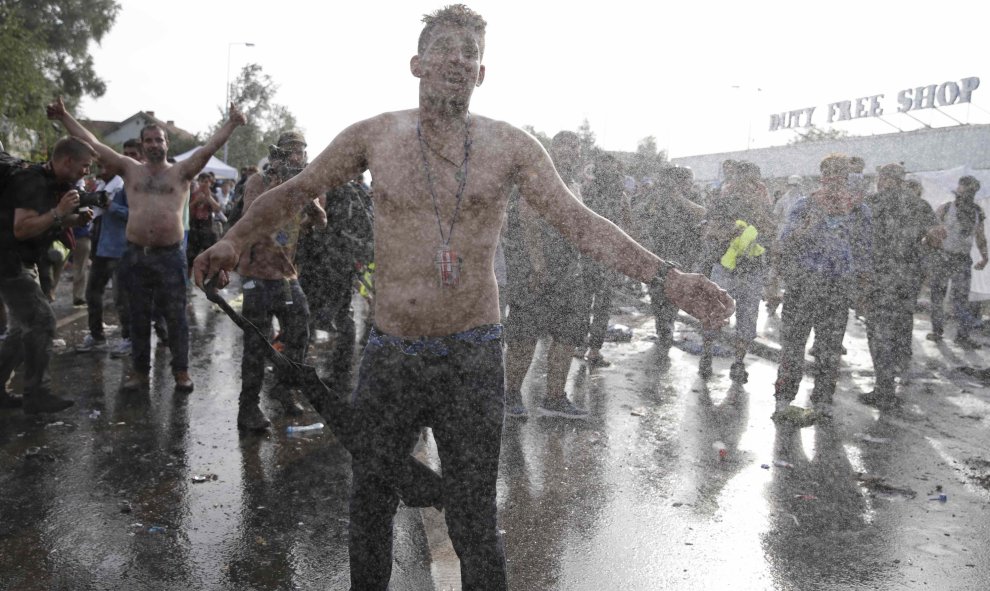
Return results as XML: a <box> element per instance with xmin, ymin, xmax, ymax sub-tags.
<box><xmin>1</xmin><ymin>297</ymin><xmax>988</xmax><ymax>590</ymax></box>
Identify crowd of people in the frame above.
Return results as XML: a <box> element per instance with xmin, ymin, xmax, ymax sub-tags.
<box><xmin>0</xmin><ymin>4</ymin><xmax>986</xmax><ymax>590</ymax></box>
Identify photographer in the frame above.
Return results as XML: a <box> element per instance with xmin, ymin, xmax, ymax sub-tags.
<box><xmin>0</xmin><ymin>137</ymin><xmax>97</xmax><ymax>412</ymax></box>
<box><xmin>233</xmin><ymin>130</ymin><xmax>325</xmax><ymax>431</ymax></box>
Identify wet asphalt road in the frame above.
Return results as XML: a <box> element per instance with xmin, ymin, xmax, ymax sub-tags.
<box><xmin>2</xmin><ymin>285</ymin><xmax>989</xmax><ymax>590</ymax></box>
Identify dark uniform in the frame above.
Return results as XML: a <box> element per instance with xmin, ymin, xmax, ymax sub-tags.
<box><xmin>0</xmin><ymin>165</ymin><xmax>74</xmax><ymax>412</ymax></box>
<box><xmin>863</xmin><ymin>187</ymin><xmax>937</xmax><ymax>401</ymax></box>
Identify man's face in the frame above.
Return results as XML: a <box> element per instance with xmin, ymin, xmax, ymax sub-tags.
<box><xmin>53</xmin><ymin>155</ymin><xmax>93</xmax><ymax>185</ymax></box>
<box><xmin>877</xmin><ymin>173</ymin><xmax>900</xmax><ymax>193</ymax></box>
<box><xmin>280</xmin><ymin>142</ymin><xmax>307</xmax><ymax>168</ymax></box>
<box><xmin>123</xmin><ymin>147</ymin><xmax>143</xmax><ymax>162</ymax></box>
<box><xmin>414</xmin><ymin>26</ymin><xmax>485</xmax><ymax>106</ymax></box>
<box><xmin>142</xmin><ymin>128</ymin><xmax>168</xmax><ymax>163</ymax></box>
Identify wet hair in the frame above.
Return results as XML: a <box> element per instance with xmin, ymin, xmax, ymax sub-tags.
<box><xmin>737</xmin><ymin>161</ymin><xmax>761</xmax><ymax>179</ymax></box>
<box><xmin>551</xmin><ymin>130</ymin><xmax>580</xmax><ymax>146</ymax></box>
<box><xmin>52</xmin><ymin>136</ymin><xmax>97</xmax><ymax>162</ymax></box>
<box><xmin>658</xmin><ymin>166</ymin><xmax>693</xmax><ymax>187</ymax></box>
<box><xmin>819</xmin><ymin>153</ymin><xmax>850</xmax><ymax>178</ymax></box>
<box><xmin>848</xmin><ymin>156</ymin><xmax>865</xmax><ymax>171</ymax></box>
<box><xmin>140</xmin><ymin>123</ymin><xmax>168</xmax><ymax>142</ymax></box>
<box><xmin>419</xmin><ymin>4</ymin><xmax>487</xmax><ymax>57</ymax></box>
<box><xmin>905</xmin><ymin>179</ymin><xmax>923</xmax><ymax>197</ymax></box>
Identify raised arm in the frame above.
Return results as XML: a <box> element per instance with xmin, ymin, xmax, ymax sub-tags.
<box><xmin>192</xmin><ymin>118</ymin><xmax>371</xmax><ymax>288</ymax></box>
<box><xmin>511</xmin><ymin>127</ymin><xmax>733</xmax><ymax>327</ymax></box>
<box><xmin>47</xmin><ymin>97</ymin><xmax>130</xmax><ymax>174</ymax></box>
<box><xmin>176</xmin><ymin>103</ymin><xmax>246</xmax><ymax>181</ymax></box>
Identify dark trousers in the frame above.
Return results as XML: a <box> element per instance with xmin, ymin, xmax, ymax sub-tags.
<box><xmin>649</xmin><ymin>281</ymin><xmax>679</xmax><ymax>344</ymax></box>
<box><xmin>349</xmin><ymin>328</ymin><xmax>507</xmax><ymax>591</ymax></box>
<box><xmin>119</xmin><ymin>244</ymin><xmax>189</xmax><ymax>373</ymax></box>
<box><xmin>240</xmin><ymin>277</ymin><xmax>310</xmax><ymax>404</ymax></box>
<box><xmin>85</xmin><ymin>256</ymin><xmax>130</xmax><ymax>340</ymax></box>
<box><xmin>775</xmin><ymin>274</ymin><xmax>851</xmax><ymax>404</ymax></box>
<box><xmin>867</xmin><ymin>272</ymin><xmax>922</xmax><ymax>393</ymax></box>
<box><xmin>0</xmin><ymin>266</ymin><xmax>55</xmax><ymax>397</ymax></box>
<box><xmin>930</xmin><ymin>251</ymin><xmax>977</xmax><ymax>339</ymax></box>
<box><xmin>583</xmin><ymin>263</ymin><xmax>614</xmax><ymax>351</ymax></box>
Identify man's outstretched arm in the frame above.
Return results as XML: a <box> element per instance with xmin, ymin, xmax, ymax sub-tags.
<box><xmin>47</xmin><ymin>97</ymin><xmax>129</xmax><ymax>173</ymax></box>
<box><xmin>177</xmin><ymin>103</ymin><xmax>246</xmax><ymax>181</ymax></box>
<box><xmin>192</xmin><ymin>118</ymin><xmax>370</xmax><ymax>288</ymax></box>
<box><xmin>512</xmin><ymin>128</ymin><xmax>734</xmax><ymax>328</ymax></box>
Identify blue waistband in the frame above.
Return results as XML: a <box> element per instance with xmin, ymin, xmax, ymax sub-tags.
<box><xmin>368</xmin><ymin>324</ymin><xmax>503</xmax><ymax>356</ymax></box>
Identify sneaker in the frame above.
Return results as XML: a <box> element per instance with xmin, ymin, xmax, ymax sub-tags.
<box><xmin>237</xmin><ymin>403</ymin><xmax>271</xmax><ymax>432</ymax></box>
<box><xmin>273</xmin><ymin>387</ymin><xmax>307</xmax><ymax>416</ymax></box>
<box><xmin>0</xmin><ymin>390</ymin><xmax>23</xmax><ymax>409</ymax></box>
<box><xmin>926</xmin><ymin>332</ymin><xmax>943</xmax><ymax>342</ymax></box>
<box><xmin>110</xmin><ymin>338</ymin><xmax>132</xmax><ymax>358</ymax></box>
<box><xmin>729</xmin><ymin>361</ymin><xmax>748</xmax><ymax>384</ymax></box>
<box><xmin>505</xmin><ymin>391</ymin><xmax>528</xmax><ymax>418</ymax></box>
<box><xmin>539</xmin><ymin>396</ymin><xmax>589</xmax><ymax>420</ymax></box>
<box><xmin>954</xmin><ymin>336</ymin><xmax>982</xmax><ymax>350</ymax></box>
<box><xmin>585</xmin><ymin>353</ymin><xmax>612</xmax><ymax>368</ymax></box>
<box><xmin>24</xmin><ymin>393</ymin><xmax>74</xmax><ymax>414</ymax></box>
<box><xmin>174</xmin><ymin>370</ymin><xmax>194</xmax><ymax>393</ymax></box>
<box><xmin>75</xmin><ymin>334</ymin><xmax>108</xmax><ymax>353</ymax></box>
<box><xmin>858</xmin><ymin>390</ymin><xmax>901</xmax><ymax>411</ymax></box>
<box><xmin>122</xmin><ymin>369</ymin><xmax>149</xmax><ymax>392</ymax></box>
<box><xmin>771</xmin><ymin>405</ymin><xmax>819</xmax><ymax>428</ymax></box>
<box><xmin>72</xmin><ymin>298</ymin><xmax>86</xmax><ymax>307</ymax></box>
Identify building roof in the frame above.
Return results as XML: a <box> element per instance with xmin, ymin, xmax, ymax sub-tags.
<box><xmin>81</xmin><ymin>111</ymin><xmax>198</xmax><ymax>145</ymax></box>
<box><xmin>668</xmin><ymin>123</ymin><xmax>990</xmax><ymax>182</ymax></box>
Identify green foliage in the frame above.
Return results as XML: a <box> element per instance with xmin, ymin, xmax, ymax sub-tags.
<box><xmin>522</xmin><ymin>125</ymin><xmax>552</xmax><ymax>151</ymax></box>
<box><xmin>631</xmin><ymin>135</ymin><xmax>668</xmax><ymax>180</ymax></box>
<box><xmin>577</xmin><ymin>118</ymin><xmax>596</xmax><ymax>156</ymax></box>
<box><xmin>211</xmin><ymin>63</ymin><xmax>299</xmax><ymax>169</ymax></box>
<box><xmin>0</xmin><ymin>0</ymin><xmax>121</xmax><ymax>153</ymax></box>
<box><xmin>787</xmin><ymin>125</ymin><xmax>850</xmax><ymax>145</ymax></box>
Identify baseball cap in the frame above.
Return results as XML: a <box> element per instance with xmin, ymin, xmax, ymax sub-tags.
<box><xmin>276</xmin><ymin>130</ymin><xmax>307</xmax><ymax>147</ymax></box>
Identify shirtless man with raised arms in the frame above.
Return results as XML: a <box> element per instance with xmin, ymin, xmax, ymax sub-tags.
<box><xmin>48</xmin><ymin>99</ymin><xmax>246</xmax><ymax>392</ymax></box>
<box><xmin>194</xmin><ymin>6</ymin><xmax>733</xmax><ymax>590</ymax></box>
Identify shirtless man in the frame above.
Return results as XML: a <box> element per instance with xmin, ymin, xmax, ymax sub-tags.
<box><xmin>235</xmin><ymin>130</ymin><xmax>323</xmax><ymax>431</ymax></box>
<box><xmin>193</xmin><ymin>6</ymin><xmax>733</xmax><ymax>589</ymax></box>
<box><xmin>48</xmin><ymin>98</ymin><xmax>246</xmax><ymax>392</ymax></box>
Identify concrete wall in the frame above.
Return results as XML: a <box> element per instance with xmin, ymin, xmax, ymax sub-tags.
<box><xmin>670</xmin><ymin>124</ymin><xmax>990</xmax><ymax>183</ymax></box>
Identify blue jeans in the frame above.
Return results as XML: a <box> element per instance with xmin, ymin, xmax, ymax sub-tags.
<box><xmin>119</xmin><ymin>243</ymin><xmax>189</xmax><ymax>373</ymax></box>
<box><xmin>0</xmin><ymin>266</ymin><xmax>55</xmax><ymax>397</ymax></box>
<box><xmin>930</xmin><ymin>251</ymin><xmax>977</xmax><ymax>339</ymax></box>
<box><xmin>348</xmin><ymin>325</ymin><xmax>507</xmax><ymax>591</ymax></box>
<box><xmin>707</xmin><ymin>259</ymin><xmax>768</xmax><ymax>347</ymax></box>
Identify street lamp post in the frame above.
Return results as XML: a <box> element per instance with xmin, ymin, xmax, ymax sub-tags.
<box><xmin>224</xmin><ymin>41</ymin><xmax>254</xmax><ymax>164</ymax></box>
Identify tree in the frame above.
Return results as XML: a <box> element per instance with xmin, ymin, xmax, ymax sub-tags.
<box><xmin>0</xmin><ymin>0</ymin><xmax>121</xmax><ymax>153</ymax></box>
<box><xmin>522</xmin><ymin>125</ymin><xmax>552</xmax><ymax>151</ymax></box>
<box><xmin>787</xmin><ymin>125</ymin><xmax>850</xmax><ymax>145</ymax></box>
<box><xmin>212</xmin><ymin>63</ymin><xmax>299</xmax><ymax>168</ymax></box>
<box><xmin>631</xmin><ymin>135</ymin><xmax>668</xmax><ymax>180</ymax></box>
<box><xmin>577</xmin><ymin>118</ymin><xmax>597</xmax><ymax>156</ymax></box>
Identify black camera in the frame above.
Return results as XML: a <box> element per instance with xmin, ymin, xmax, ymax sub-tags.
<box><xmin>77</xmin><ymin>190</ymin><xmax>110</xmax><ymax>210</ymax></box>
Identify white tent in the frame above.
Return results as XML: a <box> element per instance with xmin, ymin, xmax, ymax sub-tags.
<box><xmin>172</xmin><ymin>147</ymin><xmax>238</xmax><ymax>180</ymax></box>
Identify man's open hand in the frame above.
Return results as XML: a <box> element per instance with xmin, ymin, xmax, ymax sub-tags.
<box><xmin>663</xmin><ymin>269</ymin><xmax>735</xmax><ymax>330</ymax></box>
<box><xmin>192</xmin><ymin>240</ymin><xmax>239</xmax><ymax>290</ymax></box>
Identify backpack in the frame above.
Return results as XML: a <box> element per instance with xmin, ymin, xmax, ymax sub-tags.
<box><xmin>0</xmin><ymin>151</ymin><xmax>30</xmax><ymax>198</ymax></box>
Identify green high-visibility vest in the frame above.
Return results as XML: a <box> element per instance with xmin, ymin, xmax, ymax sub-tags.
<box><xmin>720</xmin><ymin>220</ymin><xmax>765</xmax><ymax>270</ymax></box>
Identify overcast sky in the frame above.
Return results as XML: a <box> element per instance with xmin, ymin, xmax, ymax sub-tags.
<box><xmin>78</xmin><ymin>0</ymin><xmax>990</xmax><ymax>158</ymax></box>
